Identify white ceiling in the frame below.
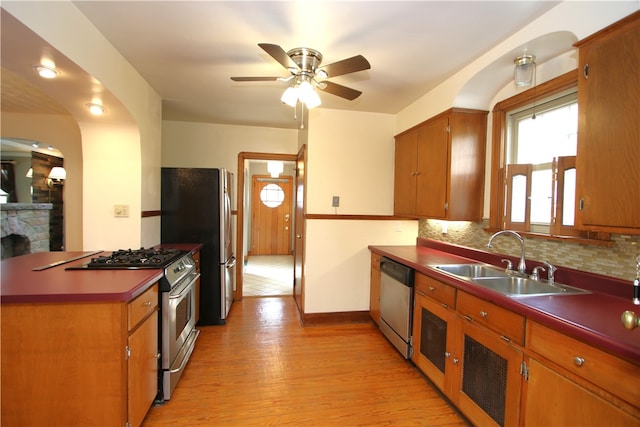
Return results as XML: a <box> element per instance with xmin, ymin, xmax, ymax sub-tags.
<box><xmin>2</xmin><ymin>1</ymin><xmax>563</xmax><ymax>130</ymax></box>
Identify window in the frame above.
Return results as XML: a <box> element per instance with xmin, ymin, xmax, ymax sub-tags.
<box><xmin>488</xmin><ymin>70</ymin><xmax>609</xmax><ymax>242</ymax></box>
<box><xmin>260</xmin><ymin>183</ymin><xmax>285</xmax><ymax>208</ymax></box>
<box><xmin>504</xmin><ymin>91</ymin><xmax>578</xmax><ymax>235</ymax></box>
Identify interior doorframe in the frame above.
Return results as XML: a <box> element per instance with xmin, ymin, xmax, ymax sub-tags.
<box><xmin>235</xmin><ymin>152</ymin><xmax>297</xmax><ymax>301</ymax></box>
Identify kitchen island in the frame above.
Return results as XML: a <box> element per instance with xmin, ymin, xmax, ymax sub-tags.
<box><xmin>1</xmin><ymin>251</ymin><xmax>163</xmax><ymax>427</ymax></box>
<box><xmin>370</xmin><ymin>238</ymin><xmax>639</xmax><ymax>426</ymax></box>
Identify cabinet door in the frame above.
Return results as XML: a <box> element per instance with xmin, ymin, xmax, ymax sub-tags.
<box><xmin>576</xmin><ymin>14</ymin><xmax>640</xmax><ymax>232</ymax></box>
<box><xmin>394</xmin><ymin>130</ymin><xmax>418</xmax><ymax>216</ymax></box>
<box><xmin>415</xmin><ymin>115</ymin><xmax>449</xmax><ymax>218</ymax></box>
<box><xmin>128</xmin><ymin>310</ymin><xmax>159</xmax><ymax>427</ymax></box>
<box><xmin>412</xmin><ymin>291</ymin><xmax>459</xmax><ymax>398</ymax></box>
<box><xmin>455</xmin><ymin>319</ymin><xmax>522</xmax><ymax>427</ymax></box>
<box><xmin>523</xmin><ymin>357</ymin><xmax>639</xmax><ymax>426</ymax></box>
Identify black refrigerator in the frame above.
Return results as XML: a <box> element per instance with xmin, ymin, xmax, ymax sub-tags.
<box><xmin>161</xmin><ymin>167</ymin><xmax>235</xmax><ymax>325</ymax></box>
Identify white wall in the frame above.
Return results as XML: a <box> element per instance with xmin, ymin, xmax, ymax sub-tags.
<box><xmin>161</xmin><ymin>120</ymin><xmax>299</xmax><ymax>206</ymax></box>
<box><xmin>4</xmin><ymin>1</ymin><xmax>163</xmax><ymax>250</ymax></box>
<box><xmin>304</xmin><ymin>220</ymin><xmax>418</xmax><ymax>313</ymax></box>
<box><xmin>307</xmin><ymin>109</ymin><xmax>397</xmax><ymax>214</ymax></box>
<box><xmin>304</xmin><ymin>108</ymin><xmax>418</xmax><ymax>313</ymax></box>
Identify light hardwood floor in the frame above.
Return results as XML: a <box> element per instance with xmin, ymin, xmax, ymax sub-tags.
<box><xmin>142</xmin><ymin>296</ymin><xmax>469</xmax><ymax>426</ymax></box>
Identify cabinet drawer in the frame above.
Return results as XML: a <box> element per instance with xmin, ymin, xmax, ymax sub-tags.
<box><xmin>527</xmin><ymin>321</ymin><xmax>640</xmax><ymax>407</ymax></box>
<box><xmin>415</xmin><ymin>273</ymin><xmax>456</xmax><ymax>308</ymax></box>
<box><xmin>457</xmin><ymin>291</ymin><xmax>524</xmax><ymax>345</ymax></box>
<box><xmin>128</xmin><ymin>283</ymin><xmax>158</xmax><ymax>331</ymax></box>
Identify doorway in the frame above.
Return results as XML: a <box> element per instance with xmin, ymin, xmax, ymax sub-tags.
<box><xmin>236</xmin><ymin>153</ymin><xmax>297</xmax><ymax>299</ymax></box>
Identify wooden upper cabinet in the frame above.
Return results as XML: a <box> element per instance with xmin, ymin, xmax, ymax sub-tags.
<box><xmin>394</xmin><ymin>108</ymin><xmax>488</xmax><ymax>220</ymax></box>
<box><xmin>574</xmin><ymin>11</ymin><xmax>640</xmax><ymax>233</ymax></box>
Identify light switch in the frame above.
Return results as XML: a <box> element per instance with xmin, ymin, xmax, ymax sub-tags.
<box><xmin>332</xmin><ymin>196</ymin><xmax>340</xmax><ymax>207</ymax></box>
<box><xmin>114</xmin><ymin>204</ymin><xmax>129</xmax><ymax>218</ymax></box>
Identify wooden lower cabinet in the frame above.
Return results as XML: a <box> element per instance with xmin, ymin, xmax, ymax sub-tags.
<box><xmin>456</xmin><ymin>319</ymin><xmax>523</xmax><ymax>427</ymax></box>
<box><xmin>412</xmin><ymin>289</ymin><xmax>460</xmax><ymax>397</ymax></box>
<box><xmin>369</xmin><ymin>252</ymin><xmax>381</xmax><ymax>325</ymax></box>
<box><xmin>412</xmin><ymin>281</ymin><xmax>522</xmax><ymax>426</ymax></box>
<box><xmin>1</xmin><ymin>283</ymin><xmax>159</xmax><ymax>427</ymax></box>
<box><xmin>522</xmin><ymin>357</ymin><xmax>639</xmax><ymax>426</ymax></box>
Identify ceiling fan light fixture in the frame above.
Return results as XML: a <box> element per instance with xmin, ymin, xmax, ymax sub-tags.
<box><xmin>281</xmin><ymin>86</ymin><xmax>299</xmax><ymax>107</ymax></box>
<box><xmin>298</xmin><ymin>80</ymin><xmax>321</xmax><ymax>109</ymax></box>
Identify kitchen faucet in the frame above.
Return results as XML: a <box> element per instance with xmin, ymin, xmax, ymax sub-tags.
<box><xmin>487</xmin><ymin>230</ymin><xmax>527</xmax><ymax>276</ymax></box>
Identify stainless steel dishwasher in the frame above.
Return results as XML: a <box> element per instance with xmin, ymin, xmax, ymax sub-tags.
<box><xmin>379</xmin><ymin>257</ymin><xmax>415</xmax><ymax>358</ymax></box>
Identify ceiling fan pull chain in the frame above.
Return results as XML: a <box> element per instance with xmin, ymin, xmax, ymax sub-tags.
<box><xmin>300</xmin><ymin>102</ymin><xmax>305</xmax><ymax>129</ymax></box>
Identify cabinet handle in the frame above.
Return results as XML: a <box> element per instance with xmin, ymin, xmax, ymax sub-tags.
<box><xmin>480</xmin><ymin>310</ymin><xmax>488</xmax><ymax>318</ymax></box>
<box><xmin>583</xmin><ymin>64</ymin><xmax>589</xmax><ymax>79</ymax></box>
<box><xmin>445</xmin><ymin>351</ymin><xmax>451</xmax><ymax>358</ymax></box>
<box><xmin>416</xmin><ymin>290</ymin><xmax>427</xmax><ymax>297</ymax></box>
<box><xmin>441</xmin><ymin>303</ymin><xmax>449</xmax><ymax>309</ymax></box>
<box><xmin>463</xmin><ymin>315</ymin><xmax>473</xmax><ymax>322</ymax></box>
<box><xmin>573</xmin><ymin>356</ymin><xmax>585</xmax><ymax>367</ymax></box>
<box><xmin>145</xmin><ymin>301</ymin><xmax>152</xmax><ymax>307</ymax></box>
<box><xmin>428</xmin><ymin>286</ymin><xmax>435</xmax><ymax>292</ymax></box>
<box><xmin>579</xmin><ymin>197</ymin><xmax>585</xmax><ymax>211</ymax></box>
<box><xmin>155</xmin><ymin>353</ymin><xmax>161</xmax><ymax>359</ymax></box>
<box><xmin>452</xmin><ymin>358</ymin><xmax>459</xmax><ymax>365</ymax></box>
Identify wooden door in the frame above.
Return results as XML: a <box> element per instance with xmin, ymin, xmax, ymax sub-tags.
<box><xmin>575</xmin><ymin>14</ymin><xmax>640</xmax><ymax>231</ymax></box>
<box><xmin>250</xmin><ymin>175</ymin><xmax>293</xmax><ymax>255</ymax></box>
<box><xmin>416</xmin><ymin>115</ymin><xmax>449</xmax><ymax>218</ymax></box>
<box><xmin>294</xmin><ymin>145</ymin><xmax>306</xmax><ymax>314</ymax></box>
<box><xmin>393</xmin><ymin>130</ymin><xmax>418</xmax><ymax>216</ymax></box>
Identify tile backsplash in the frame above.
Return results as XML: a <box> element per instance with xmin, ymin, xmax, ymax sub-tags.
<box><xmin>419</xmin><ymin>219</ymin><xmax>639</xmax><ymax>281</ymax></box>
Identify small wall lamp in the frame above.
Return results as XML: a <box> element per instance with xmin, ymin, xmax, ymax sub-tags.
<box><xmin>47</xmin><ymin>166</ymin><xmax>67</xmax><ymax>187</ymax></box>
<box><xmin>514</xmin><ymin>54</ymin><xmax>536</xmax><ymax>88</ymax></box>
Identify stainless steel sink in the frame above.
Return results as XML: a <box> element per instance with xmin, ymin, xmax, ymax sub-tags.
<box><xmin>472</xmin><ymin>276</ymin><xmax>590</xmax><ymax>297</ymax></box>
<box><xmin>431</xmin><ymin>263</ymin><xmax>590</xmax><ymax>297</ymax></box>
<box><xmin>432</xmin><ymin>263</ymin><xmax>511</xmax><ymax>279</ymax></box>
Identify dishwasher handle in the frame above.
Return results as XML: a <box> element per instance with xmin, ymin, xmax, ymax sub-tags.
<box><xmin>380</xmin><ymin>257</ymin><xmax>415</xmax><ymax>286</ymax></box>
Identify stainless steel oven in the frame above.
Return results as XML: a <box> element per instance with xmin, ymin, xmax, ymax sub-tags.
<box><xmin>65</xmin><ymin>248</ymin><xmax>201</xmax><ymax>402</ymax></box>
<box><xmin>160</xmin><ymin>253</ymin><xmax>200</xmax><ymax>401</ymax></box>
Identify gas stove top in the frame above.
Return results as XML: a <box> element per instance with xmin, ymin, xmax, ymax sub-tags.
<box><xmin>68</xmin><ymin>248</ymin><xmax>185</xmax><ymax>269</ymax></box>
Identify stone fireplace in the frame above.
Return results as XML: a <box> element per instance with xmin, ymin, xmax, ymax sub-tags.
<box><xmin>1</xmin><ymin>203</ymin><xmax>52</xmax><ymax>259</ymax></box>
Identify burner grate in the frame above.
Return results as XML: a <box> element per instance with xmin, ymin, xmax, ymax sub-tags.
<box><xmin>87</xmin><ymin>248</ymin><xmax>183</xmax><ymax>268</ymax></box>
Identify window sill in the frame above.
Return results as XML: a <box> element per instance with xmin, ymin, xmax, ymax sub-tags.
<box><xmin>482</xmin><ymin>228</ymin><xmax>615</xmax><ymax>247</ymax></box>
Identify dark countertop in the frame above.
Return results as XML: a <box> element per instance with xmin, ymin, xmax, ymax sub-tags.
<box><xmin>1</xmin><ymin>251</ymin><xmax>163</xmax><ymax>304</ymax></box>
<box><xmin>370</xmin><ymin>238</ymin><xmax>640</xmax><ymax>365</ymax></box>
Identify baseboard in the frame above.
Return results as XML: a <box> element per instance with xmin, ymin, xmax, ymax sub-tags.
<box><xmin>301</xmin><ymin>310</ymin><xmax>372</xmax><ymax>326</ymax></box>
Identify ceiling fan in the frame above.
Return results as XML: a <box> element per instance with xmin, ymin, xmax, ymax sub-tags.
<box><xmin>231</xmin><ymin>43</ymin><xmax>371</xmax><ymax>105</ymax></box>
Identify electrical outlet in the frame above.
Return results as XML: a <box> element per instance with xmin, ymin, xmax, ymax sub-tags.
<box><xmin>114</xmin><ymin>204</ymin><xmax>129</xmax><ymax>218</ymax></box>
<box><xmin>332</xmin><ymin>196</ymin><xmax>340</xmax><ymax>207</ymax></box>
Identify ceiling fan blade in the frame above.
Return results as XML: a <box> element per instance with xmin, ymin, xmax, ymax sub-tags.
<box><xmin>258</xmin><ymin>43</ymin><xmax>299</xmax><ymax>71</ymax></box>
<box><xmin>231</xmin><ymin>77</ymin><xmax>280</xmax><ymax>82</ymax></box>
<box><xmin>319</xmin><ymin>55</ymin><xmax>370</xmax><ymax>78</ymax></box>
<box><xmin>317</xmin><ymin>81</ymin><xmax>362</xmax><ymax>101</ymax></box>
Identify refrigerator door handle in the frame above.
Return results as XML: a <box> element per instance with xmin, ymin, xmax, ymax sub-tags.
<box><xmin>226</xmin><ymin>256</ymin><xmax>236</xmax><ymax>269</ymax></box>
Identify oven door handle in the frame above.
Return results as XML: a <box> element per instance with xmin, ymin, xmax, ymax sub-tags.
<box><xmin>169</xmin><ymin>273</ymin><xmax>200</xmax><ymax>300</ymax></box>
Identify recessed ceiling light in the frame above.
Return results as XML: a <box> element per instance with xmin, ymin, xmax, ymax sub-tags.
<box><xmin>33</xmin><ymin>65</ymin><xmax>59</xmax><ymax>79</ymax></box>
<box><xmin>86</xmin><ymin>103</ymin><xmax>106</xmax><ymax>115</ymax></box>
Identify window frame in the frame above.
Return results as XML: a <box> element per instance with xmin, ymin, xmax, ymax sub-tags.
<box><xmin>487</xmin><ymin>70</ymin><xmax>612</xmax><ymax>245</ymax></box>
